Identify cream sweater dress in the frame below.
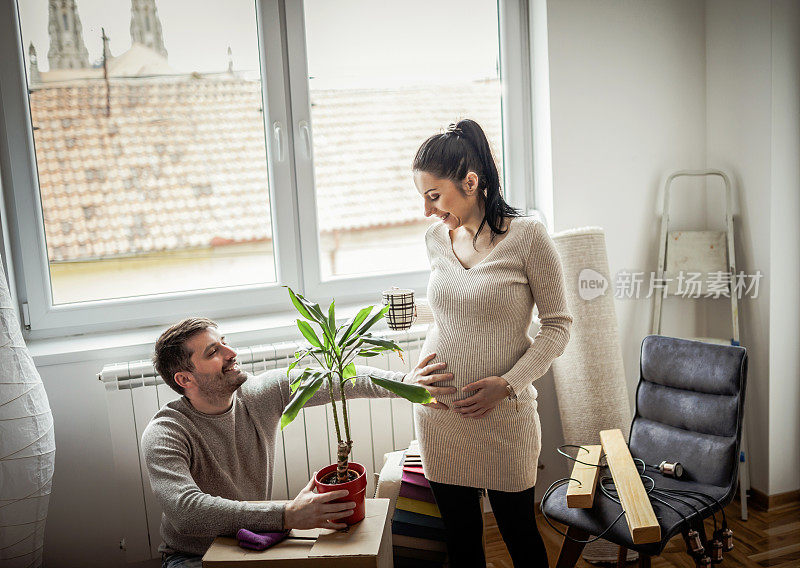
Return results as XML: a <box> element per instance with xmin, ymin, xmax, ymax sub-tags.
<box><xmin>416</xmin><ymin>216</ymin><xmax>572</xmax><ymax>492</ymax></box>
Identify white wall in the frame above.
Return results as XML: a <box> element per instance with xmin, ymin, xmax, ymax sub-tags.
<box><xmin>706</xmin><ymin>0</ymin><xmax>800</xmax><ymax>496</ymax></box>
<box><xmin>546</xmin><ymin>0</ymin><xmax>800</xmax><ymax>497</ymax></box>
<box><xmin>705</xmin><ymin>0</ymin><xmax>773</xmax><ymax>497</ymax></box>
<box><xmin>546</xmin><ymin>0</ymin><xmax>709</xmax><ymax>411</ymax></box>
<box><xmin>767</xmin><ymin>0</ymin><xmax>800</xmax><ymax>495</ymax></box>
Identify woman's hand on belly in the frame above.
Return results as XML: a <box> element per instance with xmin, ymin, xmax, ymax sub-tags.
<box><xmin>451</xmin><ymin>376</ymin><xmax>510</xmax><ymax>418</ymax></box>
<box><xmin>405</xmin><ymin>353</ymin><xmax>456</xmax><ymax>410</ymax></box>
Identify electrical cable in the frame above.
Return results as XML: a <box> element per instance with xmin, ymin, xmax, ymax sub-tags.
<box><xmin>640</xmin><ymin>463</ymin><xmax>727</xmax><ymax>527</ymax></box>
<box><xmin>538</xmin><ymin>445</ymin><xmax>641</xmax><ymax>544</ymax></box>
<box><xmin>640</xmin><ymin>462</ymin><xmax>728</xmax><ymax>542</ymax></box>
<box><xmin>556</xmin><ymin>444</ymin><xmax>608</xmax><ymax>468</ymax></box>
<box><xmin>540</xmin><ymin>445</ymin><xmax>726</xmax><ymax>551</ymax></box>
<box><xmin>659</xmin><ymin>488</ymin><xmax>719</xmax><ymax>533</ymax></box>
<box><xmin>538</xmin><ymin>477</ymin><xmax>628</xmax><ymax>544</ymax></box>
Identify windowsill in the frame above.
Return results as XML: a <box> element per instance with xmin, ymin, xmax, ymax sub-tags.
<box><xmin>28</xmin><ymin>301</ymin><xmax>429</xmax><ymax>368</ymax></box>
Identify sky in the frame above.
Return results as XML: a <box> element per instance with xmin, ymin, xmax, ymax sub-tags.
<box><xmin>19</xmin><ymin>0</ymin><xmax>500</xmax><ymax>88</ymax></box>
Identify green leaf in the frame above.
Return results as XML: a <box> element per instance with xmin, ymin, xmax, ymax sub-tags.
<box><xmin>287</xmin><ymin>287</ymin><xmax>328</xmax><ymax>329</ymax></box>
<box><xmin>281</xmin><ymin>373</ymin><xmax>325</xmax><ymax>429</ymax></box>
<box><xmin>342</xmin><ymin>334</ymin><xmax>365</xmax><ymax>350</ymax></box>
<box><xmin>343</xmin><ymin>362</ymin><xmax>356</xmax><ymax>380</ymax></box>
<box><xmin>286</xmin><ymin>349</ymin><xmax>311</xmax><ymax>375</ymax></box>
<box><xmin>338</xmin><ymin>306</ymin><xmax>373</xmax><ymax>347</ymax></box>
<box><xmin>356</xmin><ymin>304</ymin><xmax>391</xmax><ymax>336</ymax></box>
<box><xmin>361</xmin><ymin>337</ymin><xmax>401</xmax><ymax>351</ymax></box>
<box><xmin>357</xmin><ymin>347</ymin><xmax>391</xmax><ymax>355</ymax></box>
<box><xmin>290</xmin><ymin>368</ymin><xmax>313</xmax><ymax>393</ymax></box>
<box><xmin>297</xmin><ymin>320</ymin><xmax>323</xmax><ymax>349</ymax></box>
<box><xmin>304</xmin><ymin>299</ymin><xmax>327</xmax><ymax>323</ymax></box>
<box><xmin>287</xmin><ymin>287</ymin><xmax>315</xmax><ymax>321</ymax></box>
<box><xmin>369</xmin><ymin>375</ymin><xmax>433</xmax><ymax>404</ymax></box>
<box><xmin>357</xmin><ymin>349</ymin><xmax>382</xmax><ymax>358</ymax></box>
<box><xmin>328</xmin><ymin>300</ymin><xmax>336</xmax><ymax>330</ymax></box>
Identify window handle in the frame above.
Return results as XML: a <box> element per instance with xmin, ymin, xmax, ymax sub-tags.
<box><xmin>272</xmin><ymin>122</ymin><xmax>284</xmax><ymax>162</ymax></box>
<box><xmin>298</xmin><ymin>120</ymin><xmax>312</xmax><ymax>159</ymax></box>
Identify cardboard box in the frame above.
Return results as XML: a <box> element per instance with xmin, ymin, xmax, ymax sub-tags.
<box><xmin>203</xmin><ymin>498</ymin><xmax>392</xmax><ymax>568</ymax></box>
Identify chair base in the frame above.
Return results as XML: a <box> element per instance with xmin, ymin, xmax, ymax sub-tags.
<box><xmin>555</xmin><ymin>526</ymin><xmax>589</xmax><ymax>568</ymax></box>
<box><xmin>616</xmin><ymin>546</ymin><xmax>651</xmax><ymax>567</ymax></box>
<box><xmin>617</xmin><ymin>545</ymin><xmax>628</xmax><ymax>567</ymax></box>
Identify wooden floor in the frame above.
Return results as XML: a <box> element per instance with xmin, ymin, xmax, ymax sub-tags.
<box><xmin>484</xmin><ymin>498</ymin><xmax>800</xmax><ymax>568</ymax></box>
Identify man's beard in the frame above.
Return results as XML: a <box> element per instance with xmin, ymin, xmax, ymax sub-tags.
<box><xmin>195</xmin><ymin>367</ymin><xmax>248</xmax><ymax>401</ymax></box>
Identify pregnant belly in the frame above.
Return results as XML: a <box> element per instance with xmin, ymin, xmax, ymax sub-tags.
<box><xmin>421</xmin><ymin>329</ymin><xmax>528</xmax><ymax>406</ymax></box>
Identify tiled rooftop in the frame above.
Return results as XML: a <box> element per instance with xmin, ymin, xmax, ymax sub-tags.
<box><xmin>29</xmin><ymin>76</ymin><xmax>501</xmax><ymax>262</ymax></box>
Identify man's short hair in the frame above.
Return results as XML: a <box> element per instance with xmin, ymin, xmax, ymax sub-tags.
<box><xmin>153</xmin><ymin>317</ymin><xmax>218</xmax><ymax>395</ymax></box>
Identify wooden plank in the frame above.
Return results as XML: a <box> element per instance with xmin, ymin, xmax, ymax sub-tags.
<box><xmin>600</xmin><ymin>429</ymin><xmax>661</xmax><ymax>544</ymax></box>
<box><xmin>566</xmin><ymin>444</ymin><xmax>602</xmax><ymax>508</ymax></box>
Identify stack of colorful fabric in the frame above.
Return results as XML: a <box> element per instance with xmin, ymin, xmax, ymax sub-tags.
<box><xmin>391</xmin><ymin>441</ymin><xmax>448</xmax><ymax>567</ymax></box>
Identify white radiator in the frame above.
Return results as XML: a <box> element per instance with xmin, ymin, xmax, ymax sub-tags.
<box><xmin>99</xmin><ymin>327</ymin><xmax>427</xmax><ymax>563</ymax></box>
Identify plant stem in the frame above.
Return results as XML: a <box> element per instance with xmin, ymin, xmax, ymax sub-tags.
<box><xmin>336</xmin><ymin>441</ymin><xmax>350</xmax><ymax>483</ymax></box>
<box><xmin>341</xmin><ymin>339</ymin><xmax>363</xmax><ymax>363</ymax></box>
<box><xmin>335</xmin><ymin>360</ymin><xmax>353</xmax><ymax>483</ymax></box>
<box><xmin>309</xmin><ymin>352</ymin><xmax>326</xmax><ymax>369</ymax></box>
<box><xmin>332</xmin><ymin>352</ymin><xmax>352</xmax><ymax>447</ymax></box>
<box><xmin>339</xmin><ymin>375</ymin><xmax>352</xmax><ymax>447</ymax></box>
<box><xmin>327</xmin><ymin>375</ymin><xmax>343</xmax><ymax>445</ymax></box>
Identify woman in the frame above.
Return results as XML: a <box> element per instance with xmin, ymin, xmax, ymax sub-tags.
<box><xmin>412</xmin><ymin>119</ymin><xmax>572</xmax><ymax>567</ymax></box>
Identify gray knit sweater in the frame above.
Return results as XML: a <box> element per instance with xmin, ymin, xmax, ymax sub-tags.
<box><xmin>416</xmin><ymin>216</ymin><xmax>572</xmax><ymax>491</ymax></box>
<box><xmin>141</xmin><ymin>365</ymin><xmax>404</xmax><ymax>556</ymax></box>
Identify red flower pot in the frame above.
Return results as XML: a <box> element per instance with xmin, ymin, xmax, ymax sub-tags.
<box><xmin>314</xmin><ymin>462</ymin><xmax>367</xmax><ymax>525</ymax></box>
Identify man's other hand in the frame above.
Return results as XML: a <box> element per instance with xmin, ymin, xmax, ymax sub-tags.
<box><xmin>405</xmin><ymin>352</ymin><xmax>456</xmax><ymax>410</ymax></box>
<box><xmin>283</xmin><ymin>475</ymin><xmax>355</xmax><ymax>530</ymax></box>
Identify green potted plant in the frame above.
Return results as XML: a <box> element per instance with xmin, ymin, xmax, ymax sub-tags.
<box><xmin>280</xmin><ymin>288</ymin><xmax>432</xmax><ymax>524</ymax></box>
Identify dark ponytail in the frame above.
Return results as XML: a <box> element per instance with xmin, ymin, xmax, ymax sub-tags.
<box><xmin>413</xmin><ymin>119</ymin><xmax>520</xmax><ymax>246</ymax></box>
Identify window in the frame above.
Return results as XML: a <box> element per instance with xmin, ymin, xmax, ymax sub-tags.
<box><xmin>19</xmin><ymin>0</ymin><xmax>275</xmax><ymax>304</ymax></box>
<box><xmin>0</xmin><ymin>0</ymin><xmax>534</xmax><ymax>339</ymax></box>
<box><xmin>301</xmin><ymin>0</ymin><xmax>503</xmax><ymax>280</ymax></box>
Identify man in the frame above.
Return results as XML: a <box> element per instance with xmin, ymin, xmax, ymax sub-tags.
<box><xmin>142</xmin><ymin>317</ymin><xmax>454</xmax><ymax>568</ymax></box>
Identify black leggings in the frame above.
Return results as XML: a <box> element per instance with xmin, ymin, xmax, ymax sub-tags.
<box><xmin>428</xmin><ymin>480</ymin><xmax>549</xmax><ymax>568</ymax></box>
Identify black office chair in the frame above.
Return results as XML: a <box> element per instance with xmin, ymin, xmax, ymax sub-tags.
<box><xmin>541</xmin><ymin>335</ymin><xmax>747</xmax><ymax>567</ymax></box>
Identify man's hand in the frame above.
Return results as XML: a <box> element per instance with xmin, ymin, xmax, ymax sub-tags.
<box><xmin>451</xmin><ymin>376</ymin><xmax>509</xmax><ymax>419</ymax></box>
<box><xmin>405</xmin><ymin>353</ymin><xmax>456</xmax><ymax>410</ymax></box>
<box><xmin>284</xmin><ymin>476</ymin><xmax>356</xmax><ymax>530</ymax></box>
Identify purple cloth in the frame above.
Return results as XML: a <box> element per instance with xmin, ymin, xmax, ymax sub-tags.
<box><xmin>399</xmin><ymin>481</ymin><xmax>436</xmax><ymax>503</ymax></box>
<box><xmin>237</xmin><ymin>529</ymin><xmax>289</xmax><ymax>551</ymax></box>
<box><xmin>401</xmin><ymin>470</ymin><xmax>430</xmax><ymax>488</ymax></box>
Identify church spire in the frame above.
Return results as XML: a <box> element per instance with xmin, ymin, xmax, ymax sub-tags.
<box><xmin>29</xmin><ymin>43</ymin><xmax>41</xmax><ymax>84</ymax></box>
<box><xmin>47</xmin><ymin>0</ymin><xmax>90</xmax><ymax>70</ymax></box>
<box><xmin>129</xmin><ymin>0</ymin><xmax>168</xmax><ymax>59</ymax></box>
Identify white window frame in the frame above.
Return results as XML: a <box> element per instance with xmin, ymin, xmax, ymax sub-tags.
<box><xmin>284</xmin><ymin>0</ymin><xmax>535</xmax><ymax>303</ymax></box>
<box><xmin>0</xmin><ymin>0</ymin><xmax>535</xmax><ymax>341</ymax></box>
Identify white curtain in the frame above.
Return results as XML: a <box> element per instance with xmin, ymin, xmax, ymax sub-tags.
<box><xmin>0</xmin><ymin>271</ymin><xmax>55</xmax><ymax>567</ymax></box>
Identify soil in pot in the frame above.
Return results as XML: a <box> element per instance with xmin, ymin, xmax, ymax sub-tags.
<box><xmin>321</xmin><ymin>470</ymin><xmax>359</xmax><ymax>484</ymax></box>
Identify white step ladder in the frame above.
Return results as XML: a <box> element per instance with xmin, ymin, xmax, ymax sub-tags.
<box><xmin>651</xmin><ymin>169</ymin><xmax>751</xmax><ymax>520</ymax></box>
